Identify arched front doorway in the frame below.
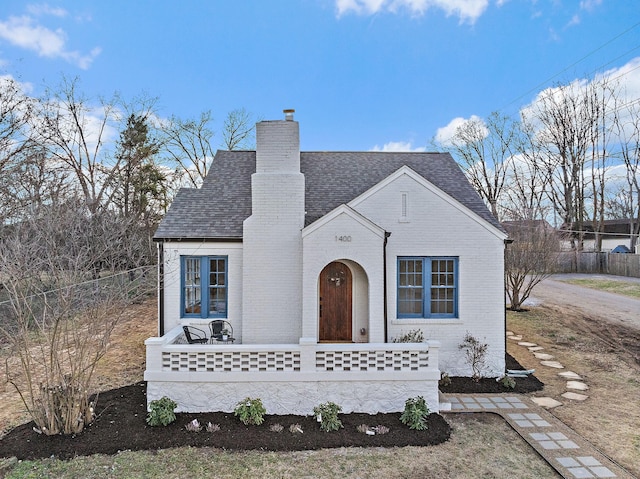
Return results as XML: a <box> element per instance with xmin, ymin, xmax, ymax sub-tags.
<box><xmin>319</xmin><ymin>261</ymin><xmax>352</xmax><ymax>342</ymax></box>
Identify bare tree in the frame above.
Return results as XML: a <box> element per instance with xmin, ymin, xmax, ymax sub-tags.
<box><xmin>222</xmin><ymin>107</ymin><xmax>256</xmax><ymax>150</ymax></box>
<box><xmin>159</xmin><ymin>110</ymin><xmax>216</xmax><ymax>188</ymax></box>
<box><xmin>440</xmin><ymin>112</ymin><xmax>518</xmax><ymax>219</ymax></box>
<box><xmin>501</xmin><ymin>124</ymin><xmax>552</xmax><ymax>222</ymax></box>
<box><xmin>585</xmin><ymin>78</ymin><xmax>619</xmax><ymax>252</ymax></box>
<box><xmin>504</xmin><ymin>220</ymin><xmax>562</xmax><ymax>311</ymax></box>
<box><xmin>0</xmin><ymin>203</ymin><xmax>154</xmax><ymax>435</ymax></box>
<box><xmin>614</xmin><ymin>98</ymin><xmax>640</xmax><ymax>251</ymax></box>
<box><xmin>30</xmin><ymin>77</ymin><xmax>123</xmax><ymax>215</ymax></box>
<box><xmin>0</xmin><ymin>76</ymin><xmax>32</xmax><ymax>174</ymax></box>
<box><xmin>521</xmin><ymin>82</ymin><xmax>593</xmax><ymax>249</ymax></box>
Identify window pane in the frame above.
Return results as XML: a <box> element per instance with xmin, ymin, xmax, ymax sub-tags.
<box><xmin>398</xmin><ymin>259</ymin><xmax>425</xmax><ymax>317</ymax></box>
<box><xmin>183</xmin><ymin>258</ymin><xmax>201</xmax><ymax>314</ymax></box>
<box><xmin>208</xmin><ymin>257</ymin><xmax>227</xmax><ymax>317</ymax></box>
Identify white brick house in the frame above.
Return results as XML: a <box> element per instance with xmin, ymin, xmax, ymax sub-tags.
<box><xmin>145</xmin><ymin>111</ymin><xmax>508</xmax><ymax>415</ymax></box>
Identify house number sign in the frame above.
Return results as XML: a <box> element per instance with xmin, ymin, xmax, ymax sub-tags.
<box><xmin>335</xmin><ymin>235</ymin><xmax>352</xmax><ymax>242</ymax></box>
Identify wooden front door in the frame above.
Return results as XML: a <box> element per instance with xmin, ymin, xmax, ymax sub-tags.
<box><xmin>319</xmin><ymin>262</ymin><xmax>352</xmax><ymax>342</ymax></box>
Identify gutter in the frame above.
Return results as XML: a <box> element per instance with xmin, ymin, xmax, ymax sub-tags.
<box><xmin>503</xmin><ymin>237</ymin><xmax>512</xmax><ymax>372</ymax></box>
<box><xmin>153</xmin><ymin>237</ymin><xmax>243</xmax><ymax>243</ymax></box>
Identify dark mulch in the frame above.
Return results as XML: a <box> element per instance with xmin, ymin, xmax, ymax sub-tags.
<box><xmin>439</xmin><ymin>353</ymin><xmax>544</xmax><ymax>394</ymax></box>
<box><xmin>0</xmin><ymin>354</ymin><xmax>542</xmax><ymax>461</ymax></box>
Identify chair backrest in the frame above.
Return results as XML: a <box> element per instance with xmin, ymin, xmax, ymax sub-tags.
<box><xmin>183</xmin><ymin>325</ymin><xmax>208</xmax><ymax>344</ymax></box>
<box><xmin>210</xmin><ymin>320</ymin><xmax>232</xmax><ymax>340</ymax></box>
<box><xmin>183</xmin><ymin>326</ymin><xmax>195</xmax><ymax>343</ymax></box>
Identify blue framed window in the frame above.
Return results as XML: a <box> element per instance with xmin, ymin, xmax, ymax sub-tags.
<box><xmin>397</xmin><ymin>257</ymin><xmax>458</xmax><ymax>318</ymax></box>
<box><xmin>181</xmin><ymin>256</ymin><xmax>227</xmax><ymax>318</ymax></box>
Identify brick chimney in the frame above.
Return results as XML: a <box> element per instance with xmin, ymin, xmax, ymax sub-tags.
<box><xmin>242</xmin><ymin>110</ymin><xmax>305</xmax><ymax>343</ymax></box>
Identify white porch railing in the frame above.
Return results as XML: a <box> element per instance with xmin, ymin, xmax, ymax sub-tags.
<box><xmin>145</xmin><ymin>326</ymin><xmax>438</xmax><ymax>375</ymax></box>
<box><xmin>144</xmin><ymin>326</ymin><xmax>441</xmax><ymax>415</ymax></box>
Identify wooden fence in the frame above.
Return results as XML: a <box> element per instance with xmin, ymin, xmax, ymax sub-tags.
<box><xmin>557</xmin><ymin>252</ymin><xmax>640</xmax><ymax>278</ymax></box>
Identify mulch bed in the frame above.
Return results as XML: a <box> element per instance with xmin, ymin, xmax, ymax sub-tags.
<box><xmin>439</xmin><ymin>353</ymin><xmax>544</xmax><ymax>394</ymax></box>
<box><xmin>0</xmin><ymin>354</ymin><xmax>543</xmax><ymax>461</ymax></box>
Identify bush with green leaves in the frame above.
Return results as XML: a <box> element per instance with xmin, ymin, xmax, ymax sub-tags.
<box><xmin>400</xmin><ymin>396</ymin><xmax>430</xmax><ymax>430</ymax></box>
<box><xmin>234</xmin><ymin>397</ymin><xmax>266</xmax><ymax>425</ymax></box>
<box><xmin>146</xmin><ymin>396</ymin><xmax>177</xmax><ymax>427</ymax></box>
<box><xmin>313</xmin><ymin>401</ymin><xmax>343</xmax><ymax>432</ymax></box>
<box><xmin>499</xmin><ymin>375</ymin><xmax>516</xmax><ymax>389</ymax></box>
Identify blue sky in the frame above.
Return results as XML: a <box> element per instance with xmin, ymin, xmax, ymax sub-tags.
<box><xmin>0</xmin><ymin>0</ymin><xmax>639</xmax><ymax>151</ymax></box>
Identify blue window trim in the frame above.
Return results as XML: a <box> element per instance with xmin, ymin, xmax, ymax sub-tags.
<box><xmin>397</xmin><ymin>257</ymin><xmax>458</xmax><ymax>319</ymax></box>
<box><xmin>180</xmin><ymin>256</ymin><xmax>228</xmax><ymax>319</ymax></box>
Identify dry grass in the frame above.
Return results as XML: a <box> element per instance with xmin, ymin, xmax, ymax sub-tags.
<box><xmin>4</xmin><ymin>415</ymin><xmax>557</xmax><ymax>479</ymax></box>
<box><xmin>508</xmin><ymin>306</ymin><xmax>640</xmax><ymax>478</ymax></box>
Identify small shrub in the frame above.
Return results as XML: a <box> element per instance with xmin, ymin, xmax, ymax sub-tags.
<box><xmin>205</xmin><ymin>422</ymin><xmax>220</xmax><ymax>432</ymax></box>
<box><xmin>146</xmin><ymin>396</ymin><xmax>177</xmax><ymax>427</ymax></box>
<box><xmin>458</xmin><ymin>332</ymin><xmax>488</xmax><ymax>381</ymax></box>
<box><xmin>393</xmin><ymin>329</ymin><xmax>424</xmax><ymax>343</ymax></box>
<box><xmin>234</xmin><ymin>397</ymin><xmax>266</xmax><ymax>426</ymax></box>
<box><xmin>270</xmin><ymin>423</ymin><xmax>284</xmax><ymax>433</ymax></box>
<box><xmin>373</xmin><ymin>425</ymin><xmax>390</xmax><ymax>435</ymax></box>
<box><xmin>185</xmin><ymin>419</ymin><xmax>201</xmax><ymax>432</ymax></box>
<box><xmin>313</xmin><ymin>401</ymin><xmax>343</xmax><ymax>432</ymax></box>
<box><xmin>289</xmin><ymin>423</ymin><xmax>303</xmax><ymax>434</ymax></box>
<box><xmin>499</xmin><ymin>375</ymin><xmax>516</xmax><ymax>389</ymax></box>
<box><xmin>439</xmin><ymin>372</ymin><xmax>451</xmax><ymax>387</ymax></box>
<box><xmin>400</xmin><ymin>396</ymin><xmax>430</xmax><ymax>430</ymax></box>
<box><xmin>357</xmin><ymin>424</ymin><xmax>370</xmax><ymax>434</ymax></box>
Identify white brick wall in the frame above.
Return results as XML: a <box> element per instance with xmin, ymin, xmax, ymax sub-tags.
<box><xmin>161</xmin><ymin>241</ymin><xmax>244</xmax><ymax>340</ymax></box>
<box><xmin>242</xmin><ymin>119</ymin><xmax>305</xmax><ymax>344</ymax></box>
<box><xmin>301</xmin><ymin>206</ymin><xmax>386</xmax><ymax>344</ymax></box>
<box><xmin>350</xmin><ymin>171</ymin><xmax>507</xmax><ymax>376</ymax></box>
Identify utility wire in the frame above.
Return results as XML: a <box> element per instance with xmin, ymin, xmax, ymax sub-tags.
<box><xmin>500</xmin><ymin>20</ymin><xmax>640</xmax><ymax>112</ymax></box>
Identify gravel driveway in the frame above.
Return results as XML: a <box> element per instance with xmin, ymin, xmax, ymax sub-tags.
<box><xmin>527</xmin><ymin>273</ymin><xmax>640</xmax><ymax>331</ymax></box>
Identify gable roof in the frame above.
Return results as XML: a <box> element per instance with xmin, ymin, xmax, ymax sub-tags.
<box><xmin>154</xmin><ymin>150</ymin><xmax>503</xmax><ymax>240</ymax></box>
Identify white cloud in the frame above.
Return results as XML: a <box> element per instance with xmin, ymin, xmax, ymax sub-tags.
<box><xmin>0</xmin><ymin>14</ymin><xmax>100</xmax><ymax>69</ymax></box>
<box><xmin>579</xmin><ymin>0</ymin><xmax>602</xmax><ymax>12</ymax></box>
<box><xmin>521</xmin><ymin>56</ymin><xmax>640</xmax><ymax>131</ymax></box>
<box><xmin>336</xmin><ymin>0</ymin><xmax>489</xmax><ymax>24</ymax></box>
<box><xmin>434</xmin><ymin>115</ymin><xmax>486</xmax><ymax>146</ymax></box>
<box><xmin>566</xmin><ymin>14</ymin><xmax>580</xmax><ymax>27</ymax></box>
<box><xmin>26</xmin><ymin>4</ymin><xmax>68</xmax><ymax>17</ymax></box>
<box><xmin>370</xmin><ymin>140</ymin><xmax>427</xmax><ymax>152</ymax></box>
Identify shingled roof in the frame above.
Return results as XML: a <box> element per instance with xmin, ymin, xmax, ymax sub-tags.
<box><xmin>153</xmin><ymin>150</ymin><xmax>503</xmax><ymax>240</ymax></box>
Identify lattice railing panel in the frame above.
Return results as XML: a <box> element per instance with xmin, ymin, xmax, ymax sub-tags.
<box><xmin>162</xmin><ymin>350</ymin><xmax>301</xmax><ymax>372</ymax></box>
<box><xmin>315</xmin><ymin>349</ymin><xmax>430</xmax><ymax>372</ymax></box>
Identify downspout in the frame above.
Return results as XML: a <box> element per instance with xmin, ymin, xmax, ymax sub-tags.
<box><xmin>158</xmin><ymin>241</ymin><xmax>165</xmax><ymax>337</ymax></box>
<box><xmin>383</xmin><ymin>231</ymin><xmax>391</xmax><ymax>343</ymax></box>
<box><xmin>503</xmin><ymin>237</ymin><xmax>513</xmax><ymax>371</ymax></box>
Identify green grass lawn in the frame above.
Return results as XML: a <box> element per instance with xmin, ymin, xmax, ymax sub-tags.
<box><xmin>564</xmin><ymin>278</ymin><xmax>640</xmax><ymax>299</ymax></box>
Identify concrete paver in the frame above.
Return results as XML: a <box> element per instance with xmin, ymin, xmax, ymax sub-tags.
<box><xmin>443</xmin><ymin>394</ymin><xmax>634</xmax><ymax>478</ymax></box>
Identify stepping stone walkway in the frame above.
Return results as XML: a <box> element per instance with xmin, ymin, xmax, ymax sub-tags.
<box><xmin>559</xmin><ymin>371</ymin><xmax>583</xmax><ymax>380</ymax></box>
<box><xmin>540</xmin><ymin>360</ymin><xmax>565</xmax><ymax>369</ymax></box>
<box><xmin>444</xmin><ymin>394</ymin><xmax>633</xmax><ymax>478</ymax></box>
<box><xmin>508</xmin><ymin>332</ymin><xmax>592</xmax><ymax>407</ymax></box>
<box><xmin>534</xmin><ymin>352</ymin><xmax>555</xmax><ymax>360</ymax></box>
<box><xmin>566</xmin><ymin>381</ymin><xmax>589</xmax><ymax>391</ymax></box>
<box><xmin>532</xmin><ymin>397</ymin><xmax>563</xmax><ymax>408</ymax></box>
<box><xmin>562</xmin><ymin>392</ymin><xmax>589</xmax><ymax>401</ymax></box>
